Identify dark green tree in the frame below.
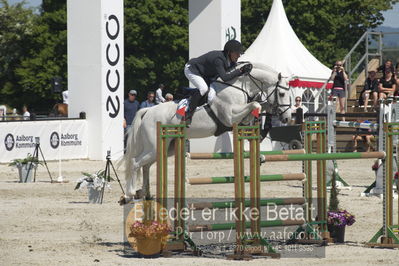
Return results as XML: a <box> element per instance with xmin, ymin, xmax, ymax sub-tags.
<box><xmin>242</xmin><ymin>0</ymin><xmax>398</xmax><ymax>66</ymax></box>
<box><xmin>0</xmin><ymin>0</ymin><xmax>36</xmax><ymax>109</ymax></box>
<box><xmin>15</xmin><ymin>0</ymin><xmax>67</xmax><ymax>112</ymax></box>
<box><xmin>124</xmin><ymin>0</ymin><xmax>188</xmax><ymax>101</ymax></box>
<box><xmin>2</xmin><ymin>0</ymin><xmax>397</xmax><ymax>111</ymax></box>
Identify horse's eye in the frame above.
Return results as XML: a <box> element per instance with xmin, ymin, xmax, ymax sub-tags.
<box><xmin>279</xmin><ymin>92</ymin><xmax>285</xmax><ymax>97</ymax></box>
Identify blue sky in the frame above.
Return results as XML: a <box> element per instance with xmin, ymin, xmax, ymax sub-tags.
<box><xmin>381</xmin><ymin>3</ymin><xmax>399</xmax><ymax>28</ymax></box>
<box><xmin>5</xmin><ymin>0</ymin><xmax>399</xmax><ymax>28</ymax></box>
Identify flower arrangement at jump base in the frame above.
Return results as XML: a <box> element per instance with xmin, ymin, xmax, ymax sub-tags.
<box><xmin>129</xmin><ymin>220</ymin><xmax>171</xmax><ymax>256</ymax></box>
<box><xmin>327</xmin><ymin>210</ymin><xmax>356</xmax><ymax>228</ymax></box>
<box><xmin>327</xmin><ymin>168</ymin><xmax>356</xmax><ymax>243</ymax></box>
<box><xmin>129</xmin><ymin>220</ymin><xmax>171</xmax><ymax>239</ymax></box>
<box><xmin>75</xmin><ymin>171</ymin><xmax>111</xmax><ymax>203</ymax></box>
<box><xmin>9</xmin><ymin>154</ymin><xmax>41</xmax><ymax>183</ymax></box>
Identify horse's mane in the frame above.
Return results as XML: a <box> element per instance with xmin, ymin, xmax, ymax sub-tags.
<box><xmin>237</xmin><ymin>61</ymin><xmax>279</xmax><ymax>84</ymax></box>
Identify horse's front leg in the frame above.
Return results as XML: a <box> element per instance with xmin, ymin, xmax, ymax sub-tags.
<box><xmin>231</xmin><ymin>102</ymin><xmax>262</xmax><ymax>124</ymax></box>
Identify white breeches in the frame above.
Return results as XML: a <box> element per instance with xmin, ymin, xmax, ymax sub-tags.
<box><xmin>184</xmin><ymin>64</ymin><xmax>209</xmax><ymax>96</ymax></box>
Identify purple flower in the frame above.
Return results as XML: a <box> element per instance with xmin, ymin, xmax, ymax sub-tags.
<box><xmin>328</xmin><ymin>210</ymin><xmax>356</xmax><ymax>227</ymax></box>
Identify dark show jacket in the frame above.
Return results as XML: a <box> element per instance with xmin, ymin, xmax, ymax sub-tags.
<box><xmin>187</xmin><ymin>50</ymin><xmax>242</xmax><ymax>85</ymax></box>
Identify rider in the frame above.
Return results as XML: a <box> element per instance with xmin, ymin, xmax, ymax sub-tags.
<box><xmin>183</xmin><ymin>39</ymin><xmax>252</xmax><ymax>125</ymax></box>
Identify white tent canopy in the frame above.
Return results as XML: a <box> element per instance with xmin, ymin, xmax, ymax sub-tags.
<box><xmin>241</xmin><ymin>0</ymin><xmax>332</xmax><ymax>88</ymax></box>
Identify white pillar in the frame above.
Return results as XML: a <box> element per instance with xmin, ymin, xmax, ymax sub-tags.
<box><xmin>188</xmin><ymin>0</ymin><xmax>241</xmax><ymax>153</ymax></box>
<box><xmin>67</xmin><ymin>0</ymin><xmax>124</xmax><ymax>160</ymax></box>
<box><xmin>189</xmin><ymin>0</ymin><xmax>241</xmax><ymax>59</ymax></box>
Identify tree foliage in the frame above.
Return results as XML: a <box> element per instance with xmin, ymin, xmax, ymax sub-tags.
<box><xmin>0</xmin><ymin>0</ymin><xmax>397</xmax><ymax>111</ymax></box>
<box><xmin>15</xmin><ymin>0</ymin><xmax>67</xmax><ymax>111</ymax></box>
<box><xmin>0</xmin><ymin>0</ymin><xmax>36</xmax><ymax>108</ymax></box>
<box><xmin>242</xmin><ymin>0</ymin><xmax>398</xmax><ymax>65</ymax></box>
<box><xmin>124</xmin><ymin>0</ymin><xmax>188</xmax><ymax>101</ymax></box>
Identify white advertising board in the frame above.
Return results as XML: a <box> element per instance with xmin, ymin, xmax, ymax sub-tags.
<box><xmin>0</xmin><ymin>120</ymin><xmax>88</xmax><ymax>163</ymax></box>
<box><xmin>68</xmin><ymin>0</ymin><xmax>124</xmax><ymax>160</ymax></box>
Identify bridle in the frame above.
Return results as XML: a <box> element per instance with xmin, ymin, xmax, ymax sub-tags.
<box><xmin>248</xmin><ymin>72</ymin><xmax>292</xmax><ymax>116</ymax></box>
<box><xmin>214</xmin><ymin>65</ymin><xmax>291</xmax><ymax>116</ymax></box>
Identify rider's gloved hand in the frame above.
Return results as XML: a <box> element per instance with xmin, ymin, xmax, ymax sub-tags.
<box><xmin>240</xmin><ymin>63</ymin><xmax>253</xmax><ymax>74</ymax></box>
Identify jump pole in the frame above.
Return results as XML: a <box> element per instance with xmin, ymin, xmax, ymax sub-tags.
<box><xmin>252</xmin><ymin>151</ymin><xmax>385</xmax><ymax>161</ymax></box>
<box><xmin>190</xmin><ymin>149</ymin><xmax>305</xmax><ymax>160</ymax></box>
<box><xmin>188</xmin><ymin>173</ymin><xmax>305</xmax><ymax>185</ymax></box>
<box><xmin>368</xmin><ymin>122</ymin><xmax>399</xmax><ymax>247</ymax></box>
<box><xmin>190</xmin><ymin>197</ymin><xmax>305</xmax><ymax>210</ymax></box>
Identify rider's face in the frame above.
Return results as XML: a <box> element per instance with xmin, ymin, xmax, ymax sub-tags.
<box><xmin>229</xmin><ymin>51</ymin><xmax>240</xmax><ymax>63</ymax></box>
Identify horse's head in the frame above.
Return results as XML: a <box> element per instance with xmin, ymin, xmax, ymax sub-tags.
<box><xmin>241</xmin><ymin>62</ymin><xmax>292</xmax><ymax>124</ymax></box>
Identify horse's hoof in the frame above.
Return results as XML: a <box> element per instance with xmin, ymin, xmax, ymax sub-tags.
<box><xmin>134</xmin><ymin>189</ymin><xmax>145</xmax><ymax>200</ymax></box>
<box><xmin>118</xmin><ymin>195</ymin><xmax>131</xmax><ymax>205</ymax></box>
<box><xmin>259</xmin><ymin>154</ymin><xmax>266</xmax><ymax>164</ymax></box>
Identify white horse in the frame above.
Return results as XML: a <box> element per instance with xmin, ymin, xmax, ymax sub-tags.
<box><xmin>122</xmin><ymin>62</ymin><xmax>292</xmax><ymax>203</ymax></box>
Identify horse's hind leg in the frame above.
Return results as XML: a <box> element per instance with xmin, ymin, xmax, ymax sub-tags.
<box><xmin>132</xmin><ymin>150</ymin><xmax>157</xmax><ymax>197</ymax></box>
<box><xmin>125</xmin><ymin>162</ymin><xmax>141</xmax><ymax>200</ymax></box>
<box><xmin>142</xmin><ymin>164</ymin><xmax>151</xmax><ymax>198</ymax></box>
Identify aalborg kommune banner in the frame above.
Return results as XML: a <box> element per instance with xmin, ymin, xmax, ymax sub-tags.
<box><xmin>0</xmin><ymin>120</ymin><xmax>88</xmax><ymax>163</ymax></box>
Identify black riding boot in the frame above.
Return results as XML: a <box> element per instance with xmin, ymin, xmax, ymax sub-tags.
<box><xmin>185</xmin><ymin>90</ymin><xmax>202</xmax><ymax>127</ymax></box>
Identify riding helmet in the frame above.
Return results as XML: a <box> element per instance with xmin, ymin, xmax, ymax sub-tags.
<box><xmin>223</xmin><ymin>40</ymin><xmax>244</xmax><ymax>54</ymax></box>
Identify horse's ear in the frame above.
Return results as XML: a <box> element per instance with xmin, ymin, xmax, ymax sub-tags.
<box><xmin>278</xmin><ymin>73</ymin><xmax>282</xmax><ymax>81</ymax></box>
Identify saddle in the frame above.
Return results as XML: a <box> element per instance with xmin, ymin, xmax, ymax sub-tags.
<box><xmin>175</xmin><ymin>87</ymin><xmax>208</xmax><ymax>106</ymax></box>
<box><xmin>175</xmin><ymin>87</ymin><xmax>232</xmax><ymax>136</ymax></box>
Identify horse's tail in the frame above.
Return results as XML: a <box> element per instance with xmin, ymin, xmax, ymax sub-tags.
<box><xmin>124</xmin><ymin>108</ymin><xmax>149</xmax><ymax>181</ymax></box>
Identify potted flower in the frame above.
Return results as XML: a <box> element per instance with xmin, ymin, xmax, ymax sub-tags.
<box><xmin>9</xmin><ymin>154</ymin><xmax>41</xmax><ymax>183</ymax></box>
<box><xmin>75</xmin><ymin>171</ymin><xmax>111</xmax><ymax>203</ymax></box>
<box><xmin>129</xmin><ymin>219</ymin><xmax>171</xmax><ymax>257</ymax></box>
<box><xmin>327</xmin><ymin>168</ymin><xmax>356</xmax><ymax>243</ymax></box>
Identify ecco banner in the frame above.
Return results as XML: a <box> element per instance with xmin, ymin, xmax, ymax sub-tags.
<box><xmin>68</xmin><ymin>0</ymin><xmax>124</xmax><ymax>160</ymax></box>
<box><xmin>0</xmin><ymin>120</ymin><xmax>88</xmax><ymax>163</ymax></box>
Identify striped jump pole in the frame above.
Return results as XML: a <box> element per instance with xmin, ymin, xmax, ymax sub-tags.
<box><xmin>190</xmin><ymin>149</ymin><xmax>305</xmax><ymax>160</ymax></box>
<box><xmin>189</xmin><ymin>219</ymin><xmax>306</xmax><ymax>232</ymax></box>
<box><xmin>190</xmin><ymin>197</ymin><xmax>305</xmax><ymax>210</ymax></box>
<box><xmin>333</xmin><ymin>120</ymin><xmax>379</xmax><ymax>130</ymax></box>
<box><xmin>260</xmin><ymin>151</ymin><xmax>385</xmax><ymax>161</ymax></box>
<box><xmin>188</xmin><ymin>173</ymin><xmax>305</xmax><ymax>185</ymax></box>
<box><xmin>368</xmin><ymin>122</ymin><xmax>399</xmax><ymax>247</ymax></box>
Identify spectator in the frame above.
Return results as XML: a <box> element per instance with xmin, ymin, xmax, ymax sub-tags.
<box><xmin>123</xmin><ymin>90</ymin><xmax>140</xmax><ymax>132</ymax></box>
<box><xmin>330</xmin><ymin>60</ymin><xmax>349</xmax><ymax>118</ymax></box>
<box><xmin>140</xmin><ymin>91</ymin><xmax>155</xmax><ymax>108</ymax></box>
<box><xmin>290</xmin><ymin>96</ymin><xmax>308</xmax><ymax>124</ymax></box>
<box><xmin>0</xmin><ymin>106</ymin><xmax>5</xmax><ymax>121</ymax></box>
<box><xmin>378</xmin><ymin>68</ymin><xmax>396</xmax><ymax>99</ymax></box>
<box><xmin>359</xmin><ymin>70</ymin><xmax>379</xmax><ymax>112</ymax></box>
<box><xmin>155</xmin><ymin>84</ymin><xmax>166</xmax><ymax>104</ymax></box>
<box><xmin>22</xmin><ymin>105</ymin><xmax>30</xmax><ymax>120</ymax></box>
<box><xmin>352</xmin><ymin>120</ymin><xmax>375</xmax><ymax>152</ymax></box>
<box><xmin>165</xmin><ymin>93</ymin><xmax>174</xmax><ymax>102</ymax></box>
<box><xmin>291</xmin><ymin>96</ymin><xmax>303</xmax><ymax>113</ymax></box>
<box><xmin>396</xmin><ymin>62</ymin><xmax>399</xmax><ymax>95</ymax></box>
<box><xmin>377</xmin><ymin>59</ymin><xmax>395</xmax><ymax>79</ymax></box>
<box><xmin>62</xmin><ymin>90</ymin><xmax>69</xmax><ymax>104</ymax></box>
